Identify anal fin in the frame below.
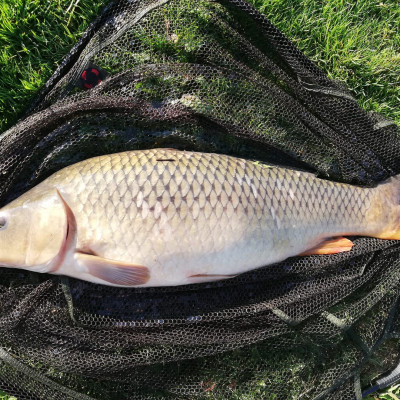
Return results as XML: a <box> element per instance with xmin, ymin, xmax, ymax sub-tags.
<box><xmin>75</xmin><ymin>253</ymin><xmax>150</xmax><ymax>286</ymax></box>
<box><xmin>299</xmin><ymin>237</ymin><xmax>354</xmax><ymax>256</ymax></box>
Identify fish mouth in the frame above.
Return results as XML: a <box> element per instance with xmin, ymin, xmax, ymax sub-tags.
<box><xmin>47</xmin><ymin>191</ymin><xmax>77</xmax><ymax>272</ymax></box>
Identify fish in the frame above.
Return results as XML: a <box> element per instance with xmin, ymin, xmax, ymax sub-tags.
<box><xmin>0</xmin><ymin>149</ymin><xmax>398</xmax><ymax>287</ymax></box>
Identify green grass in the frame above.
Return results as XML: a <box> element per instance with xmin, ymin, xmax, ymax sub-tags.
<box><xmin>0</xmin><ymin>0</ymin><xmax>399</xmax><ymax>399</ymax></box>
<box><xmin>0</xmin><ymin>0</ymin><xmax>106</xmax><ymax>132</ymax></box>
<box><xmin>250</xmin><ymin>0</ymin><xmax>400</xmax><ymax>128</ymax></box>
<box><xmin>0</xmin><ymin>0</ymin><xmax>399</xmax><ymax>133</ymax></box>
<box><xmin>0</xmin><ymin>390</ymin><xmax>16</xmax><ymax>400</ymax></box>
<box><xmin>366</xmin><ymin>385</ymin><xmax>400</xmax><ymax>400</ymax></box>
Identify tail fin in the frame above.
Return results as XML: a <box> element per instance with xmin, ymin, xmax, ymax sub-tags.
<box><xmin>371</xmin><ymin>175</ymin><xmax>400</xmax><ymax>240</ymax></box>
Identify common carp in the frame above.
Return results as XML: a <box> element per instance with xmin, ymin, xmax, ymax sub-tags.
<box><xmin>0</xmin><ymin>149</ymin><xmax>398</xmax><ymax>287</ymax></box>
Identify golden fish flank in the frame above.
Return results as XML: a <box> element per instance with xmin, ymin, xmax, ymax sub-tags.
<box><xmin>0</xmin><ymin>149</ymin><xmax>398</xmax><ymax>287</ymax></box>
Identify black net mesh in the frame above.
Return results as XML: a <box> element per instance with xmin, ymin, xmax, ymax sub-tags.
<box><xmin>0</xmin><ymin>0</ymin><xmax>399</xmax><ymax>399</ymax></box>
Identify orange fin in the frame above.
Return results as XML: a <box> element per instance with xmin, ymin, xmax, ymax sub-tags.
<box><xmin>75</xmin><ymin>253</ymin><xmax>150</xmax><ymax>286</ymax></box>
<box><xmin>299</xmin><ymin>237</ymin><xmax>354</xmax><ymax>256</ymax></box>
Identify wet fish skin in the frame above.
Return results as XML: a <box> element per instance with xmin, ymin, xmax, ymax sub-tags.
<box><xmin>0</xmin><ymin>149</ymin><xmax>398</xmax><ymax>287</ymax></box>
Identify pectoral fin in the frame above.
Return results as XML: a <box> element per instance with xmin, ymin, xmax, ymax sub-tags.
<box><xmin>299</xmin><ymin>237</ymin><xmax>354</xmax><ymax>256</ymax></box>
<box><xmin>75</xmin><ymin>253</ymin><xmax>150</xmax><ymax>286</ymax></box>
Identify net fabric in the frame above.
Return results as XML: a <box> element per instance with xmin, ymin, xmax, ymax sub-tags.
<box><xmin>0</xmin><ymin>0</ymin><xmax>399</xmax><ymax>399</ymax></box>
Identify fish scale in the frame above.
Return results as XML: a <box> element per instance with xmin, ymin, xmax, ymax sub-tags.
<box><xmin>0</xmin><ymin>148</ymin><xmax>398</xmax><ymax>287</ymax></box>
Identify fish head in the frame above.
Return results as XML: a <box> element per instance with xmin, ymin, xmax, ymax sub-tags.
<box><xmin>0</xmin><ymin>187</ymin><xmax>69</xmax><ymax>269</ymax></box>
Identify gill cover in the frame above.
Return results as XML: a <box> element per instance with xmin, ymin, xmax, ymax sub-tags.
<box><xmin>0</xmin><ymin>187</ymin><xmax>68</xmax><ymax>269</ymax></box>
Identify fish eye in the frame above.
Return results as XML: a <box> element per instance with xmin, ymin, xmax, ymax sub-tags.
<box><xmin>0</xmin><ymin>215</ymin><xmax>7</xmax><ymax>230</ymax></box>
